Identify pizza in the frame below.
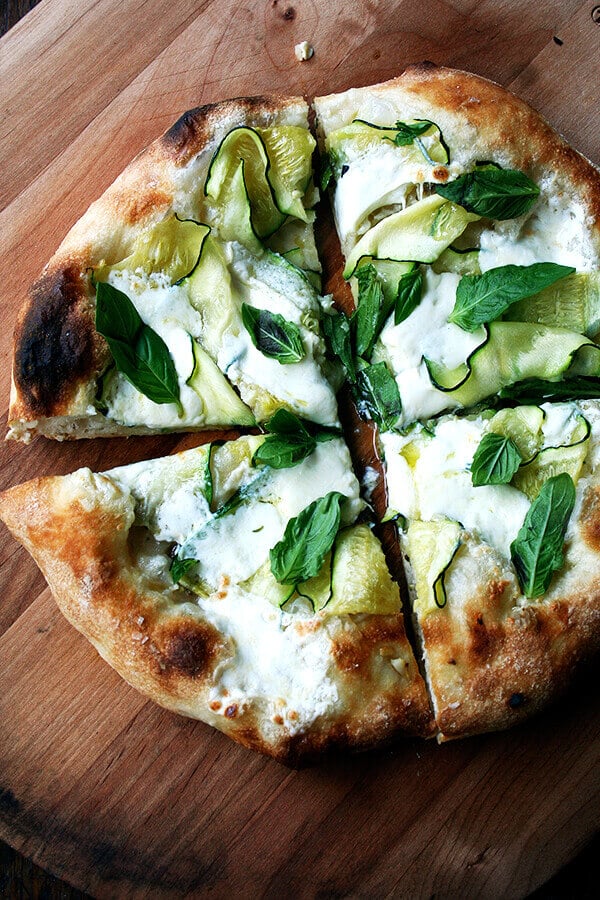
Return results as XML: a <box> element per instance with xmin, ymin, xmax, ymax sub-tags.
<box><xmin>1</xmin><ymin>63</ymin><xmax>600</xmax><ymax>759</ymax></box>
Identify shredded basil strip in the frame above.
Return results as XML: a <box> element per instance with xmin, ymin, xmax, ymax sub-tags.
<box><xmin>392</xmin><ymin>119</ymin><xmax>433</xmax><ymax>146</ymax></box>
<box><xmin>354</xmin><ymin>361</ymin><xmax>402</xmax><ymax>432</ymax></box>
<box><xmin>499</xmin><ymin>377</ymin><xmax>600</xmax><ymax>404</ymax></box>
<box><xmin>252</xmin><ymin>409</ymin><xmax>337</xmax><ymax>469</ymax></box>
<box><xmin>395</xmin><ymin>268</ymin><xmax>423</xmax><ymax>325</ymax></box>
<box><xmin>471</xmin><ymin>433</ymin><xmax>522</xmax><ymax>486</ymax></box>
<box><xmin>510</xmin><ymin>472</ymin><xmax>576</xmax><ymax>598</ymax></box>
<box><xmin>435</xmin><ymin>167</ymin><xmax>540</xmax><ymax>219</ymax></box>
<box><xmin>95</xmin><ymin>281</ymin><xmax>181</xmax><ymax>410</ymax></box>
<box><xmin>320</xmin><ymin>156</ymin><xmax>333</xmax><ymax>192</ymax></box>
<box><xmin>270</xmin><ymin>491</ymin><xmax>345</xmax><ymax>585</ymax></box>
<box><xmin>241</xmin><ymin>303</ymin><xmax>305</xmax><ymax>364</ymax></box>
<box><xmin>203</xmin><ymin>443</ymin><xmax>214</xmax><ymax>508</ymax></box>
<box><xmin>322</xmin><ymin>310</ymin><xmax>357</xmax><ymax>383</ymax></box>
<box><xmin>170</xmin><ymin>557</ymin><xmax>197</xmax><ymax>585</ymax></box>
<box><xmin>450</xmin><ymin>263</ymin><xmax>576</xmax><ymax>332</ymax></box>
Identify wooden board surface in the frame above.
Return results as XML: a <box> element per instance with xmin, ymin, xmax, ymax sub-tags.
<box><xmin>1</xmin><ymin>1</ymin><xmax>599</xmax><ymax>896</ymax></box>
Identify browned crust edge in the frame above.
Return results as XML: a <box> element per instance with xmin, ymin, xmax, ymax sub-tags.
<box><xmin>0</xmin><ymin>474</ymin><xmax>434</xmax><ymax>764</ymax></box>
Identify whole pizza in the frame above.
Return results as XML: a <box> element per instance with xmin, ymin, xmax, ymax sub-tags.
<box><xmin>2</xmin><ymin>64</ymin><xmax>599</xmax><ymax>763</ymax></box>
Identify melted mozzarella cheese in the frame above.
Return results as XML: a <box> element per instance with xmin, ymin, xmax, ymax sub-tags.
<box><xmin>102</xmin><ymin>249</ymin><xmax>339</xmax><ymax>428</ymax></box>
<box><xmin>382</xmin><ymin>419</ymin><xmax>530</xmax><ymax>557</ymax></box>
<box><xmin>180</xmin><ymin>438</ymin><xmax>363</xmax><ymax>587</ymax></box>
<box><xmin>201</xmin><ymin>585</ymin><xmax>339</xmax><ymax>732</ymax></box>
<box><xmin>376</xmin><ymin>270</ymin><xmax>486</xmax><ymax>426</ymax></box>
<box><xmin>479</xmin><ymin>201</ymin><xmax>593</xmax><ymax>273</ymax></box>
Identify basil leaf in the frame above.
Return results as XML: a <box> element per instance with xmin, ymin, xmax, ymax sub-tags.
<box><xmin>322</xmin><ymin>311</ymin><xmax>356</xmax><ymax>383</ymax></box>
<box><xmin>320</xmin><ymin>157</ymin><xmax>333</xmax><ymax>192</ymax></box>
<box><xmin>253</xmin><ymin>410</ymin><xmax>316</xmax><ymax>469</ymax></box>
<box><xmin>499</xmin><ymin>377</ymin><xmax>600</xmax><ymax>404</ymax></box>
<box><xmin>510</xmin><ymin>473</ymin><xmax>576</xmax><ymax>598</ymax></box>
<box><xmin>171</xmin><ymin>557</ymin><xmax>197</xmax><ymax>585</ymax></box>
<box><xmin>204</xmin><ymin>443</ymin><xmax>214</xmax><ymax>508</ymax></box>
<box><xmin>435</xmin><ymin>167</ymin><xmax>540</xmax><ymax>219</ymax></box>
<box><xmin>95</xmin><ymin>282</ymin><xmax>181</xmax><ymax>409</ymax></box>
<box><xmin>241</xmin><ymin>303</ymin><xmax>305</xmax><ymax>364</ymax></box>
<box><xmin>354</xmin><ymin>361</ymin><xmax>402</xmax><ymax>431</ymax></box>
<box><xmin>471</xmin><ymin>433</ymin><xmax>522</xmax><ymax>486</ymax></box>
<box><xmin>352</xmin><ymin>263</ymin><xmax>395</xmax><ymax>359</ymax></box>
<box><xmin>393</xmin><ymin>120</ymin><xmax>433</xmax><ymax>146</ymax></box>
<box><xmin>353</xmin><ymin>264</ymin><xmax>385</xmax><ymax>359</ymax></box>
<box><xmin>270</xmin><ymin>491</ymin><xmax>344</xmax><ymax>584</ymax></box>
<box><xmin>395</xmin><ymin>268</ymin><xmax>423</xmax><ymax>324</ymax></box>
<box><xmin>450</xmin><ymin>263</ymin><xmax>576</xmax><ymax>332</ymax></box>
<box><xmin>252</xmin><ymin>410</ymin><xmax>339</xmax><ymax>469</ymax></box>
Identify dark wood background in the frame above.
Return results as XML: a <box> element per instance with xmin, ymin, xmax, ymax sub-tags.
<box><xmin>1</xmin><ymin>1</ymin><xmax>599</xmax><ymax>897</ymax></box>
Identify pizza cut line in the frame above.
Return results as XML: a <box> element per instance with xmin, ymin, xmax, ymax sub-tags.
<box><xmin>2</xmin><ymin>64</ymin><xmax>600</xmax><ymax>760</ymax></box>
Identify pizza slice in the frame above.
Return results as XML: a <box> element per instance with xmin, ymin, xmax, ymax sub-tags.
<box><xmin>0</xmin><ymin>423</ymin><xmax>434</xmax><ymax>761</ymax></box>
<box><xmin>383</xmin><ymin>400</ymin><xmax>600</xmax><ymax>738</ymax></box>
<box><xmin>315</xmin><ymin>64</ymin><xmax>600</xmax><ymax>430</ymax></box>
<box><xmin>8</xmin><ymin>96</ymin><xmax>340</xmax><ymax>442</ymax></box>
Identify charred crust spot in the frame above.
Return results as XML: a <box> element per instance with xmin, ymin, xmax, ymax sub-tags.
<box><xmin>159</xmin><ymin>620</ymin><xmax>221</xmax><ymax>680</ymax></box>
<box><xmin>161</xmin><ymin>97</ymin><xmax>287</xmax><ymax>165</ymax></box>
<box><xmin>508</xmin><ymin>692</ymin><xmax>525</xmax><ymax>709</ymax></box>
<box><xmin>14</xmin><ymin>266</ymin><xmax>98</xmax><ymax>416</ymax></box>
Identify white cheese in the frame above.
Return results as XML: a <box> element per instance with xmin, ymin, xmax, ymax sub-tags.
<box><xmin>376</xmin><ymin>270</ymin><xmax>486</xmax><ymax>426</ymax></box>
<box><xmin>382</xmin><ymin>419</ymin><xmax>530</xmax><ymax>557</ymax></box>
<box><xmin>180</xmin><ymin>438</ymin><xmax>363</xmax><ymax>588</ymax></box>
<box><xmin>479</xmin><ymin>200</ymin><xmax>593</xmax><ymax>272</ymax></box>
<box><xmin>99</xmin><ymin>247</ymin><xmax>339</xmax><ymax>428</ymax></box>
<box><xmin>202</xmin><ymin>585</ymin><xmax>338</xmax><ymax>732</ymax></box>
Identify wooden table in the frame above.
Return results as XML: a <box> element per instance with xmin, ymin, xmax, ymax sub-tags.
<box><xmin>1</xmin><ymin>1</ymin><xmax>599</xmax><ymax>896</ymax></box>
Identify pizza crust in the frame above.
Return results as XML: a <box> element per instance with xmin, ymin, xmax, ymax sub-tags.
<box><xmin>314</xmin><ymin>62</ymin><xmax>600</xmax><ymax>258</ymax></box>
<box><xmin>0</xmin><ymin>469</ymin><xmax>434</xmax><ymax>763</ymax></box>
<box><xmin>8</xmin><ymin>95</ymin><xmax>310</xmax><ymax>442</ymax></box>
<box><xmin>405</xmin><ymin>511</ymin><xmax>600</xmax><ymax>740</ymax></box>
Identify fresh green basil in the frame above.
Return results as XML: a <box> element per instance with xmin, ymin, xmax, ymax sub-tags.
<box><xmin>499</xmin><ymin>377</ymin><xmax>600</xmax><ymax>404</ymax></box>
<box><xmin>320</xmin><ymin>156</ymin><xmax>333</xmax><ymax>192</ymax></box>
<box><xmin>204</xmin><ymin>443</ymin><xmax>214</xmax><ymax>508</ymax></box>
<box><xmin>354</xmin><ymin>361</ymin><xmax>402</xmax><ymax>431</ymax></box>
<box><xmin>241</xmin><ymin>303</ymin><xmax>305</xmax><ymax>364</ymax></box>
<box><xmin>395</xmin><ymin>268</ymin><xmax>423</xmax><ymax>324</ymax></box>
<box><xmin>435</xmin><ymin>167</ymin><xmax>540</xmax><ymax>219</ymax></box>
<box><xmin>95</xmin><ymin>281</ymin><xmax>181</xmax><ymax>410</ymax></box>
<box><xmin>510</xmin><ymin>472</ymin><xmax>576</xmax><ymax>598</ymax></box>
<box><xmin>254</xmin><ymin>410</ymin><xmax>313</xmax><ymax>469</ymax></box>
<box><xmin>450</xmin><ymin>263</ymin><xmax>576</xmax><ymax>331</ymax></box>
<box><xmin>170</xmin><ymin>556</ymin><xmax>197</xmax><ymax>585</ymax></box>
<box><xmin>471</xmin><ymin>433</ymin><xmax>522</xmax><ymax>486</ymax></box>
<box><xmin>270</xmin><ymin>491</ymin><xmax>344</xmax><ymax>584</ymax></box>
<box><xmin>322</xmin><ymin>310</ymin><xmax>357</xmax><ymax>383</ymax></box>
<box><xmin>253</xmin><ymin>409</ymin><xmax>339</xmax><ymax>469</ymax></box>
<box><xmin>352</xmin><ymin>263</ymin><xmax>393</xmax><ymax>359</ymax></box>
<box><xmin>391</xmin><ymin>119</ymin><xmax>433</xmax><ymax>146</ymax></box>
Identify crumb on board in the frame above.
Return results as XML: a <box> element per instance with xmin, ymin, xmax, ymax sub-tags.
<box><xmin>294</xmin><ymin>40</ymin><xmax>314</xmax><ymax>61</ymax></box>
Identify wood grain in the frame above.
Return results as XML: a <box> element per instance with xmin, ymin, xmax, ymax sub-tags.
<box><xmin>0</xmin><ymin>1</ymin><xmax>599</xmax><ymax>896</ymax></box>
